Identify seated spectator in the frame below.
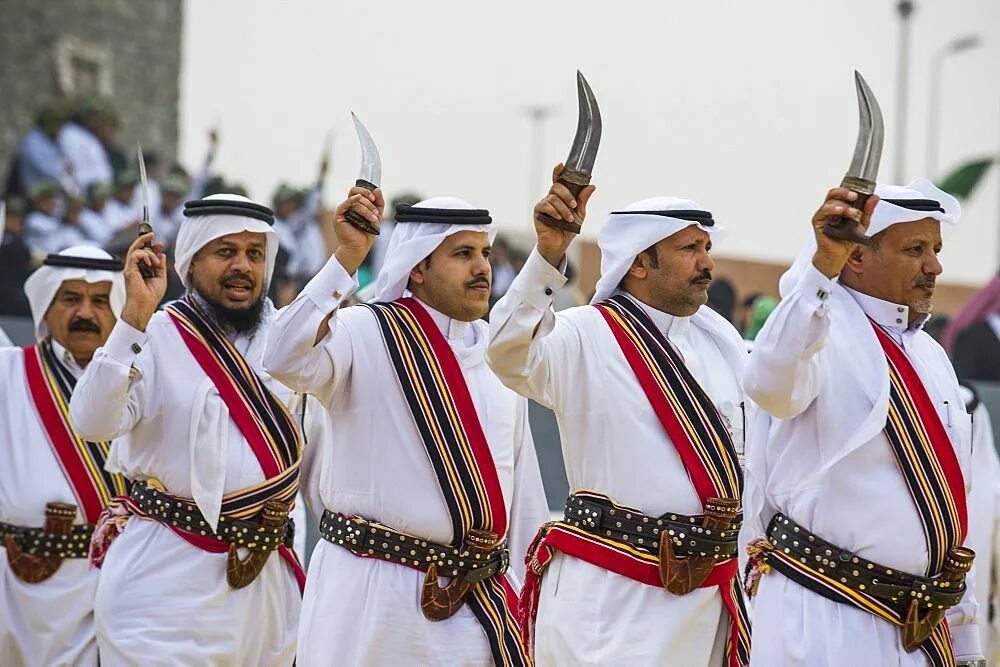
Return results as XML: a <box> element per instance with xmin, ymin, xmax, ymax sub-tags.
<box><xmin>0</xmin><ymin>196</ymin><xmax>32</xmax><ymax>316</ymax></box>
<box><xmin>102</xmin><ymin>171</ymin><xmax>141</xmax><ymax>234</ymax></box>
<box><xmin>24</xmin><ymin>182</ymin><xmax>92</xmax><ymax>255</ymax></box>
<box><xmin>79</xmin><ymin>182</ymin><xmax>113</xmax><ymax>245</ymax></box>
<box><xmin>16</xmin><ymin>104</ymin><xmax>74</xmax><ymax>196</ymax></box>
<box><xmin>58</xmin><ymin>97</ymin><xmax>116</xmax><ymax>191</ymax></box>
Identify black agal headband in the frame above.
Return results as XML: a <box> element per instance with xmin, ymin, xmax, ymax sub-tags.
<box><xmin>184</xmin><ymin>198</ymin><xmax>275</xmax><ymax>225</ymax></box>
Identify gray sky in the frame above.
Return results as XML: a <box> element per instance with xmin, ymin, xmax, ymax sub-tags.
<box><xmin>180</xmin><ymin>0</ymin><xmax>1000</xmax><ymax>285</ymax></box>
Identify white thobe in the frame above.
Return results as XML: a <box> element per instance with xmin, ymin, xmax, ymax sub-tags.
<box><xmin>16</xmin><ymin>129</ymin><xmax>70</xmax><ymax>193</ymax></box>
<box><xmin>743</xmin><ymin>265</ymin><xmax>980</xmax><ymax>665</ymax></box>
<box><xmin>965</xmin><ymin>394</ymin><xmax>1000</xmax><ymax>662</ymax></box>
<box><xmin>57</xmin><ymin>123</ymin><xmax>112</xmax><ymax>191</ymax></box>
<box><xmin>78</xmin><ymin>208</ymin><xmax>113</xmax><ymax>247</ymax></box>
<box><xmin>0</xmin><ymin>341</ymin><xmax>99</xmax><ymax>667</ymax></box>
<box><xmin>68</xmin><ymin>307</ymin><xmax>300</xmax><ymax>666</ymax></box>
<box><xmin>101</xmin><ymin>197</ymin><xmax>141</xmax><ymax>234</ymax></box>
<box><xmin>24</xmin><ymin>212</ymin><xmax>93</xmax><ymax>255</ymax></box>
<box><xmin>263</xmin><ymin>256</ymin><xmax>550</xmax><ymax>667</ymax></box>
<box><xmin>487</xmin><ymin>249</ymin><xmax>749</xmax><ymax>666</ymax></box>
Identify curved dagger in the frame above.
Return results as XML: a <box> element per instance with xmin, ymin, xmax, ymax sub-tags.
<box><xmin>538</xmin><ymin>71</ymin><xmax>603</xmax><ymax>234</ymax></box>
<box><xmin>823</xmin><ymin>70</ymin><xmax>885</xmax><ymax>245</ymax></box>
<box><xmin>136</xmin><ymin>142</ymin><xmax>155</xmax><ymax>277</ymax></box>
<box><xmin>344</xmin><ymin>112</ymin><xmax>382</xmax><ymax>236</ymax></box>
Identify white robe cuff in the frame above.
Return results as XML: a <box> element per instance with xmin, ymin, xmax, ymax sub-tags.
<box><xmin>303</xmin><ymin>255</ymin><xmax>359</xmax><ymax>314</ymax></box>
<box><xmin>509</xmin><ymin>248</ymin><xmax>568</xmax><ymax>313</ymax></box>
<box><xmin>102</xmin><ymin>319</ymin><xmax>149</xmax><ymax>367</ymax></box>
<box><xmin>950</xmin><ymin>620</ymin><xmax>983</xmax><ymax>661</ymax></box>
<box><xmin>794</xmin><ymin>263</ymin><xmax>837</xmax><ymax>316</ymax></box>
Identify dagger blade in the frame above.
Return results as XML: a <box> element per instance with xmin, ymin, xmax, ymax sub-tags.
<box><xmin>846</xmin><ymin>71</ymin><xmax>884</xmax><ymax>183</ymax></box>
<box><xmin>136</xmin><ymin>142</ymin><xmax>150</xmax><ymax>227</ymax></box>
<box><xmin>352</xmin><ymin>113</ymin><xmax>382</xmax><ymax>188</ymax></box>
<box><xmin>564</xmin><ymin>70</ymin><xmax>602</xmax><ymax>177</ymax></box>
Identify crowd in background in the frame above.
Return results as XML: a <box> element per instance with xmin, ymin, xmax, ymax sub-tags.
<box><xmin>2</xmin><ymin>97</ymin><xmax>998</xmax><ymax>367</ymax></box>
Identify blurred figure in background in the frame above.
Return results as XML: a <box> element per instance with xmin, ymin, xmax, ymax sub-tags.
<box><xmin>58</xmin><ymin>98</ymin><xmax>116</xmax><ymax>191</ymax></box>
<box><xmin>946</xmin><ymin>272</ymin><xmax>1000</xmax><ymax>382</ymax></box>
<box><xmin>0</xmin><ymin>197</ymin><xmax>33</xmax><ymax>316</ymax></box>
<box><xmin>16</xmin><ymin>104</ymin><xmax>73</xmax><ymax>196</ymax></box>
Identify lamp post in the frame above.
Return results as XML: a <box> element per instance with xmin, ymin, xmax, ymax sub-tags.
<box><xmin>926</xmin><ymin>34</ymin><xmax>982</xmax><ymax>178</ymax></box>
<box><xmin>894</xmin><ymin>0</ymin><xmax>915</xmax><ymax>184</ymax></box>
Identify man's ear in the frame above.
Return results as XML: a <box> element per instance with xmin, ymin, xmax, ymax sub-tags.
<box><xmin>625</xmin><ymin>254</ymin><xmax>648</xmax><ymax>281</ymax></box>
<box><xmin>409</xmin><ymin>263</ymin><xmax>426</xmax><ymax>287</ymax></box>
<box><xmin>844</xmin><ymin>245</ymin><xmax>867</xmax><ymax>275</ymax></box>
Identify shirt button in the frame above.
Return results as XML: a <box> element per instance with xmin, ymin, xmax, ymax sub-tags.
<box><xmin>816</xmin><ymin>289</ymin><xmax>828</xmax><ymax>300</ymax></box>
<box><xmin>544</xmin><ymin>287</ymin><xmax>553</xmax><ymax>296</ymax></box>
<box><xmin>130</xmin><ymin>343</ymin><xmax>142</xmax><ymax>354</ymax></box>
<box><xmin>895</xmin><ymin>318</ymin><xmax>903</xmax><ymax>324</ymax></box>
<box><xmin>897</xmin><ymin>306</ymin><xmax>904</xmax><ymax>313</ymax></box>
<box><xmin>333</xmin><ymin>290</ymin><xmax>342</xmax><ymax>300</ymax></box>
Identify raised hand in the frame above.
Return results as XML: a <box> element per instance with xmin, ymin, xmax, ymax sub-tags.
<box><xmin>120</xmin><ymin>232</ymin><xmax>167</xmax><ymax>332</ymax></box>
<box><xmin>332</xmin><ymin>186</ymin><xmax>384</xmax><ymax>275</ymax></box>
<box><xmin>811</xmin><ymin>187</ymin><xmax>880</xmax><ymax>278</ymax></box>
<box><xmin>534</xmin><ymin>163</ymin><xmax>596</xmax><ymax>267</ymax></box>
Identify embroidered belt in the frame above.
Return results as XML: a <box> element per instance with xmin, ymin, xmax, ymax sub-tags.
<box><xmin>761</xmin><ymin>513</ymin><xmax>969</xmax><ymax>616</ymax></box>
<box><xmin>320</xmin><ymin>510</ymin><xmax>510</xmax><ymax>584</ymax></box>
<box><xmin>131</xmin><ymin>482</ymin><xmax>295</xmax><ymax>554</ymax></box>
<box><xmin>565</xmin><ymin>492</ymin><xmax>741</xmax><ymax>561</ymax></box>
<box><xmin>1</xmin><ymin>502</ymin><xmax>92</xmax><ymax>582</ymax></box>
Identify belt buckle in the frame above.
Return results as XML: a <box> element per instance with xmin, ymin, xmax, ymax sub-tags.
<box><xmin>346</xmin><ymin>520</ymin><xmax>370</xmax><ymax>549</ymax></box>
<box><xmin>462</xmin><ymin>547</ymin><xmax>509</xmax><ymax>584</ymax></box>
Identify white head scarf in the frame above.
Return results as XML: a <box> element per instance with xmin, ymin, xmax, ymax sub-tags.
<box><xmin>778</xmin><ymin>178</ymin><xmax>960</xmax><ymax>297</ymax></box>
<box><xmin>174</xmin><ymin>194</ymin><xmax>279</xmax><ymax>292</ymax></box>
<box><xmin>23</xmin><ymin>245</ymin><xmax>126</xmax><ymax>342</ymax></box>
<box><xmin>370</xmin><ymin>196</ymin><xmax>497</xmax><ymax>303</ymax></box>
<box><xmin>591</xmin><ymin>197</ymin><xmax>728</xmax><ymax>304</ymax></box>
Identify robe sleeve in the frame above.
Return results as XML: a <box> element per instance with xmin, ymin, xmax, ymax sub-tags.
<box><xmin>506</xmin><ymin>396</ymin><xmax>550</xmax><ymax>586</ymax></box>
<box><xmin>69</xmin><ymin>319</ymin><xmax>150</xmax><ymax>441</ymax></box>
<box><xmin>262</xmin><ymin>255</ymin><xmax>359</xmax><ymax>406</ymax></box>
<box><xmin>487</xmin><ymin>248</ymin><xmax>580</xmax><ymax>410</ymax></box>
<box><xmin>743</xmin><ymin>263</ymin><xmax>835</xmax><ymax>420</ymax></box>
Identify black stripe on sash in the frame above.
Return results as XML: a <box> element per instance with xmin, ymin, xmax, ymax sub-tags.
<box><xmin>362</xmin><ymin>302</ymin><xmax>487</xmax><ymax>544</ymax></box>
<box><xmin>168</xmin><ymin>299</ymin><xmax>299</xmax><ymax>471</ymax></box>
<box><xmin>40</xmin><ymin>341</ymin><xmax>127</xmax><ymax>497</ymax></box>
<box><xmin>603</xmin><ymin>295</ymin><xmax>742</xmax><ymax>498</ymax></box>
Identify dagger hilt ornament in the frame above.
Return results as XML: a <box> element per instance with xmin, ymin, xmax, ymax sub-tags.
<box><xmin>344</xmin><ymin>179</ymin><xmax>380</xmax><ymax>236</ymax></box>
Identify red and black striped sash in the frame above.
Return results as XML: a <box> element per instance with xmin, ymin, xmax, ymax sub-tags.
<box><xmin>23</xmin><ymin>341</ymin><xmax>128</xmax><ymax>523</ymax></box>
<box><xmin>166</xmin><ymin>299</ymin><xmax>301</xmax><ymax>517</ymax></box>
<box><xmin>362</xmin><ymin>298</ymin><xmax>529</xmax><ymax>667</ymax></box>
<box><xmin>872</xmin><ymin>321</ymin><xmax>967</xmax><ymax>573</ymax></box>
<box><xmin>563</xmin><ymin>294</ymin><xmax>748</xmax><ymax>665</ymax></box>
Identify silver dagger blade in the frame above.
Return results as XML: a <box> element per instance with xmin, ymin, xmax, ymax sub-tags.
<box><xmin>564</xmin><ymin>70</ymin><xmax>603</xmax><ymax>176</ymax></box>
<box><xmin>0</xmin><ymin>201</ymin><xmax>6</xmax><ymax>241</ymax></box>
<box><xmin>847</xmin><ymin>71</ymin><xmax>884</xmax><ymax>183</ymax></box>
<box><xmin>136</xmin><ymin>142</ymin><xmax>150</xmax><ymax>226</ymax></box>
<box><xmin>352</xmin><ymin>113</ymin><xmax>382</xmax><ymax>187</ymax></box>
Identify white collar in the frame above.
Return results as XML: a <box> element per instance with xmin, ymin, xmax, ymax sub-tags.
<box><xmin>617</xmin><ymin>290</ymin><xmax>692</xmax><ymax>342</ymax></box>
<box><xmin>48</xmin><ymin>338</ymin><xmax>86</xmax><ymax>378</ymax></box>
<box><xmin>408</xmin><ymin>293</ymin><xmax>473</xmax><ymax>343</ymax></box>
<box><xmin>842</xmin><ymin>285</ymin><xmax>929</xmax><ymax>333</ymax></box>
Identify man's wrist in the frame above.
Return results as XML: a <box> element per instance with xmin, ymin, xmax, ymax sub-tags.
<box><xmin>333</xmin><ymin>247</ymin><xmax>366</xmax><ymax>276</ymax></box>
<box><xmin>120</xmin><ymin>305</ymin><xmax>153</xmax><ymax>332</ymax></box>
<box><xmin>536</xmin><ymin>244</ymin><xmax>567</xmax><ymax>269</ymax></box>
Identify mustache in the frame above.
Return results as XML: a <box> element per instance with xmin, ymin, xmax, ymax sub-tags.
<box><xmin>914</xmin><ymin>275</ymin><xmax>936</xmax><ymax>289</ymax></box>
<box><xmin>69</xmin><ymin>319</ymin><xmax>100</xmax><ymax>333</ymax></box>
<box><xmin>465</xmin><ymin>277</ymin><xmax>491</xmax><ymax>289</ymax></box>
<box><xmin>220</xmin><ymin>272</ymin><xmax>256</xmax><ymax>289</ymax></box>
<box><xmin>691</xmin><ymin>270</ymin><xmax>713</xmax><ymax>284</ymax></box>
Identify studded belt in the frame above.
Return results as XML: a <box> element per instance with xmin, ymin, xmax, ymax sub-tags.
<box><xmin>131</xmin><ymin>482</ymin><xmax>294</xmax><ymax>553</ymax></box>
<box><xmin>319</xmin><ymin>510</ymin><xmax>510</xmax><ymax>584</ymax></box>
<box><xmin>764</xmin><ymin>513</ymin><xmax>967</xmax><ymax>614</ymax></box>
<box><xmin>0</xmin><ymin>519</ymin><xmax>93</xmax><ymax>559</ymax></box>
<box><xmin>564</xmin><ymin>492</ymin><xmax>741</xmax><ymax>560</ymax></box>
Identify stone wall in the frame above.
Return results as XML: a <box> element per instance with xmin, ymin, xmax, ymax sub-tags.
<box><xmin>0</xmin><ymin>0</ymin><xmax>182</xmax><ymax>183</ymax></box>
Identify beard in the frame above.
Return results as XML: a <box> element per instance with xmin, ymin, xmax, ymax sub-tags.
<box><xmin>188</xmin><ymin>286</ymin><xmax>266</xmax><ymax>335</ymax></box>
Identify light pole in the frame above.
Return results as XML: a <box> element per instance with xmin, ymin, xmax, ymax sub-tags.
<box><xmin>525</xmin><ymin>105</ymin><xmax>555</xmax><ymax>231</ymax></box>
<box><xmin>894</xmin><ymin>0</ymin><xmax>915</xmax><ymax>184</ymax></box>
<box><xmin>926</xmin><ymin>34</ymin><xmax>982</xmax><ymax>178</ymax></box>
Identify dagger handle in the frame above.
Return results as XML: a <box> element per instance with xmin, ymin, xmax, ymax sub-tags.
<box><xmin>137</xmin><ymin>222</ymin><xmax>155</xmax><ymax>278</ymax></box>
<box><xmin>536</xmin><ymin>169</ymin><xmax>590</xmax><ymax>234</ymax></box>
<box><xmin>821</xmin><ymin>175</ymin><xmax>875</xmax><ymax>246</ymax></box>
<box><xmin>344</xmin><ymin>179</ymin><xmax>381</xmax><ymax>236</ymax></box>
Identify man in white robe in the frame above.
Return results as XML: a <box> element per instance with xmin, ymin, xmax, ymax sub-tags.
<box><xmin>263</xmin><ymin>186</ymin><xmax>549</xmax><ymax>666</ymax></box>
<box><xmin>488</xmin><ymin>165</ymin><xmax>752</xmax><ymax>666</ymax></box>
<box><xmin>24</xmin><ymin>180</ymin><xmax>93</xmax><ymax>256</ymax></box>
<box><xmin>742</xmin><ymin>180</ymin><xmax>983</xmax><ymax>666</ymax></box>
<box><xmin>0</xmin><ymin>245</ymin><xmax>126</xmax><ymax>667</ymax></box>
<box><xmin>69</xmin><ymin>195</ymin><xmax>302</xmax><ymax>666</ymax></box>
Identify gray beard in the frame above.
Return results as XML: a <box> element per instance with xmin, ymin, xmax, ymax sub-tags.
<box><xmin>186</xmin><ymin>287</ymin><xmax>266</xmax><ymax>338</ymax></box>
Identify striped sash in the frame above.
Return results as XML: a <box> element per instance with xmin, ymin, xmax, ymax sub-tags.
<box><xmin>163</xmin><ymin>298</ymin><xmax>303</xmax><ymax>584</ymax></box>
<box><xmin>361</xmin><ymin>298</ymin><xmax>529</xmax><ymax>667</ymax></box>
<box><xmin>523</xmin><ymin>294</ymin><xmax>750</xmax><ymax>665</ymax></box>
<box><xmin>23</xmin><ymin>342</ymin><xmax>128</xmax><ymax>523</ymax></box>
